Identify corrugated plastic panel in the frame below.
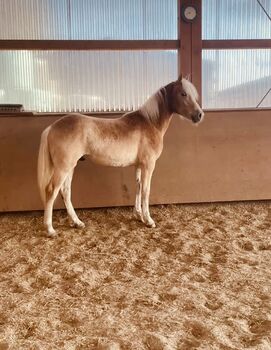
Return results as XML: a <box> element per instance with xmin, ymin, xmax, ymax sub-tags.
<box><xmin>202</xmin><ymin>49</ymin><xmax>271</xmax><ymax>108</ymax></box>
<box><xmin>203</xmin><ymin>0</ymin><xmax>271</xmax><ymax>39</ymax></box>
<box><xmin>0</xmin><ymin>50</ymin><xmax>178</xmax><ymax>112</ymax></box>
<box><xmin>0</xmin><ymin>0</ymin><xmax>177</xmax><ymax>39</ymax></box>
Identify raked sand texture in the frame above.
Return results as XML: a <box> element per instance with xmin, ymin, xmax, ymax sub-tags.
<box><xmin>0</xmin><ymin>202</ymin><xmax>270</xmax><ymax>350</ymax></box>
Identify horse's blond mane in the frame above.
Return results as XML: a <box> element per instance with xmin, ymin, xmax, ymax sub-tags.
<box><xmin>140</xmin><ymin>88</ymin><xmax>166</xmax><ymax>123</ymax></box>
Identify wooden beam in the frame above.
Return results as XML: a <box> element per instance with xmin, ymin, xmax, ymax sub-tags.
<box><xmin>177</xmin><ymin>0</ymin><xmax>182</xmax><ymax>75</ymax></box>
<box><xmin>179</xmin><ymin>0</ymin><xmax>202</xmax><ymax>103</ymax></box>
<box><xmin>203</xmin><ymin>39</ymin><xmax>271</xmax><ymax>50</ymax></box>
<box><xmin>0</xmin><ymin>40</ymin><xmax>179</xmax><ymax>51</ymax></box>
<box><xmin>179</xmin><ymin>0</ymin><xmax>192</xmax><ymax>78</ymax></box>
<box><xmin>191</xmin><ymin>0</ymin><xmax>202</xmax><ymax>104</ymax></box>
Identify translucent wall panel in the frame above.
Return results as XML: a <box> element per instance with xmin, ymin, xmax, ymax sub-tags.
<box><xmin>203</xmin><ymin>0</ymin><xmax>271</xmax><ymax>39</ymax></box>
<box><xmin>0</xmin><ymin>50</ymin><xmax>177</xmax><ymax>112</ymax></box>
<box><xmin>202</xmin><ymin>50</ymin><xmax>271</xmax><ymax>109</ymax></box>
<box><xmin>70</xmin><ymin>0</ymin><xmax>177</xmax><ymax>39</ymax></box>
<box><xmin>0</xmin><ymin>0</ymin><xmax>177</xmax><ymax>39</ymax></box>
<box><xmin>0</xmin><ymin>0</ymin><xmax>69</xmax><ymax>39</ymax></box>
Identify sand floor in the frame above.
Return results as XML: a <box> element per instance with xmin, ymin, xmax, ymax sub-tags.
<box><xmin>0</xmin><ymin>202</ymin><xmax>270</xmax><ymax>350</ymax></box>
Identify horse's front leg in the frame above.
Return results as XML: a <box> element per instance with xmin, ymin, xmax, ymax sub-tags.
<box><xmin>141</xmin><ymin>161</ymin><xmax>156</xmax><ymax>228</ymax></box>
<box><xmin>133</xmin><ymin>167</ymin><xmax>143</xmax><ymax>222</ymax></box>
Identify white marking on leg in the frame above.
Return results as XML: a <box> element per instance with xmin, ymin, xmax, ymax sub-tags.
<box><xmin>141</xmin><ymin>162</ymin><xmax>156</xmax><ymax>228</ymax></box>
<box><xmin>44</xmin><ymin>192</ymin><xmax>59</xmax><ymax>237</ymax></box>
<box><xmin>134</xmin><ymin>167</ymin><xmax>143</xmax><ymax>221</ymax></box>
<box><xmin>44</xmin><ymin>170</ymin><xmax>67</xmax><ymax>236</ymax></box>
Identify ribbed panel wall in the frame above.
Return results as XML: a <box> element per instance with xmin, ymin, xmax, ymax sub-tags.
<box><xmin>0</xmin><ymin>0</ymin><xmax>69</xmax><ymax>39</ymax></box>
<box><xmin>0</xmin><ymin>50</ymin><xmax>178</xmax><ymax>112</ymax></box>
<box><xmin>0</xmin><ymin>0</ymin><xmax>177</xmax><ymax>39</ymax></box>
<box><xmin>203</xmin><ymin>0</ymin><xmax>271</xmax><ymax>39</ymax></box>
<box><xmin>202</xmin><ymin>0</ymin><xmax>271</xmax><ymax>39</ymax></box>
<box><xmin>202</xmin><ymin>49</ymin><xmax>271</xmax><ymax>109</ymax></box>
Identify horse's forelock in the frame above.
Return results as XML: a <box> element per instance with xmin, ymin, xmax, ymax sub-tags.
<box><xmin>182</xmin><ymin>79</ymin><xmax>199</xmax><ymax>101</ymax></box>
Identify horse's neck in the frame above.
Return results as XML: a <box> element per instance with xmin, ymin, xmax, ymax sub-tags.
<box><xmin>159</xmin><ymin>113</ymin><xmax>173</xmax><ymax>136</ymax></box>
<box><xmin>152</xmin><ymin>96</ymin><xmax>173</xmax><ymax>136</ymax></box>
<box><xmin>140</xmin><ymin>90</ymin><xmax>172</xmax><ymax>136</ymax></box>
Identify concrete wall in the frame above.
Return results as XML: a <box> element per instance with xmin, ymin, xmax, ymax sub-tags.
<box><xmin>1</xmin><ymin>109</ymin><xmax>271</xmax><ymax>212</ymax></box>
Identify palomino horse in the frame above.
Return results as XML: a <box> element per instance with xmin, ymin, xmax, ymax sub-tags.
<box><xmin>38</xmin><ymin>76</ymin><xmax>204</xmax><ymax>236</ymax></box>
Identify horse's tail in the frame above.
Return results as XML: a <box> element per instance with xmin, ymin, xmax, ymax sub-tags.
<box><xmin>37</xmin><ymin>126</ymin><xmax>53</xmax><ymax>204</ymax></box>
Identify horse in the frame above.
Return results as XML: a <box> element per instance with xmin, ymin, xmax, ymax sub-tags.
<box><xmin>37</xmin><ymin>75</ymin><xmax>204</xmax><ymax>237</ymax></box>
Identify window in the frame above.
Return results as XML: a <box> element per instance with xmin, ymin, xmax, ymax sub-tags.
<box><xmin>202</xmin><ymin>0</ymin><xmax>271</xmax><ymax>109</ymax></box>
<box><xmin>203</xmin><ymin>0</ymin><xmax>271</xmax><ymax>40</ymax></box>
<box><xmin>0</xmin><ymin>50</ymin><xmax>177</xmax><ymax>112</ymax></box>
<box><xmin>0</xmin><ymin>0</ymin><xmax>178</xmax><ymax>112</ymax></box>
<box><xmin>203</xmin><ymin>49</ymin><xmax>271</xmax><ymax>109</ymax></box>
<box><xmin>2</xmin><ymin>0</ymin><xmax>270</xmax><ymax>112</ymax></box>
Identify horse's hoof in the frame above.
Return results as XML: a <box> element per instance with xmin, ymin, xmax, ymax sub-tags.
<box><xmin>133</xmin><ymin>209</ymin><xmax>143</xmax><ymax>222</ymax></box>
<box><xmin>70</xmin><ymin>220</ymin><xmax>85</xmax><ymax>228</ymax></box>
<box><xmin>75</xmin><ymin>221</ymin><xmax>85</xmax><ymax>229</ymax></box>
<box><xmin>146</xmin><ymin>220</ymin><xmax>156</xmax><ymax>228</ymax></box>
<box><xmin>47</xmin><ymin>229</ymin><xmax>57</xmax><ymax>237</ymax></box>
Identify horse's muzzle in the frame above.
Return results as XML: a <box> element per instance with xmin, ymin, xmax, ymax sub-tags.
<box><xmin>192</xmin><ymin>111</ymin><xmax>203</xmax><ymax>124</ymax></box>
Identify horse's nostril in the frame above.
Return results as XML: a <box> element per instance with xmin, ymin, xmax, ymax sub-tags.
<box><xmin>192</xmin><ymin>111</ymin><xmax>203</xmax><ymax>123</ymax></box>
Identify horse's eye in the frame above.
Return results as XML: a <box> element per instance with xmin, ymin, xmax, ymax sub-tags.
<box><xmin>181</xmin><ymin>92</ymin><xmax>187</xmax><ymax>97</ymax></box>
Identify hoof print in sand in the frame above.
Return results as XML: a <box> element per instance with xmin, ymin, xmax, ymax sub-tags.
<box><xmin>97</xmin><ymin>339</ymin><xmax>121</xmax><ymax>350</ymax></box>
<box><xmin>177</xmin><ymin>321</ymin><xmax>210</xmax><ymax>349</ymax></box>
<box><xmin>144</xmin><ymin>333</ymin><xmax>168</xmax><ymax>350</ymax></box>
<box><xmin>249</xmin><ymin>319</ymin><xmax>271</xmax><ymax>336</ymax></box>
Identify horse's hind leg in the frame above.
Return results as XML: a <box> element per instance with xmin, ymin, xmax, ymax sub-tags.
<box><xmin>133</xmin><ymin>167</ymin><xmax>143</xmax><ymax>222</ymax></box>
<box><xmin>60</xmin><ymin>169</ymin><xmax>85</xmax><ymax>229</ymax></box>
<box><xmin>44</xmin><ymin>169</ymin><xmax>68</xmax><ymax>237</ymax></box>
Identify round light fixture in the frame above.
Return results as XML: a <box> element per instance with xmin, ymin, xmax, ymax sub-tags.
<box><xmin>182</xmin><ymin>5</ymin><xmax>198</xmax><ymax>22</ymax></box>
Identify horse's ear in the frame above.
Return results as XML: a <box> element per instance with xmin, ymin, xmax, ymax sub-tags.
<box><xmin>177</xmin><ymin>73</ymin><xmax>183</xmax><ymax>82</ymax></box>
<box><xmin>185</xmin><ymin>73</ymin><xmax>191</xmax><ymax>81</ymax></box>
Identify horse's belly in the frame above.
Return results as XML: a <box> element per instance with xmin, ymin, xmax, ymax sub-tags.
<box><xmin>89</xmin><ymin>144</ymin><xmax>138</xmax><ymax>167</ymax></box>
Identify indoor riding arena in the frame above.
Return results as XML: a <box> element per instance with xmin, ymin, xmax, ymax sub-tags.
<box><xmin>0</xmin><ymin>1</ymin><xmax>271</xmax><ymax>350</ymax></box>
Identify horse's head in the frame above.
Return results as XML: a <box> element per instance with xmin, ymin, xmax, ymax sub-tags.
<box><xmin>167</xmin><ymin>75</ymin><xmax>204</xmax><ymax>124</ymax></box>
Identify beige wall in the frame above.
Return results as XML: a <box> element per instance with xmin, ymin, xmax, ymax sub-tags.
<box><xmin>0</xmin><ymin>110</ymin><xmax>271</xmax><ymax>212</ymax></box>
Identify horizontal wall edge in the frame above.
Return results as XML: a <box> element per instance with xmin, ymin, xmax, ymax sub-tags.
<box><xmin>1</xmin><ymin>108</ymin><xmax>271</xmax><ymax>118</ymax></box>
